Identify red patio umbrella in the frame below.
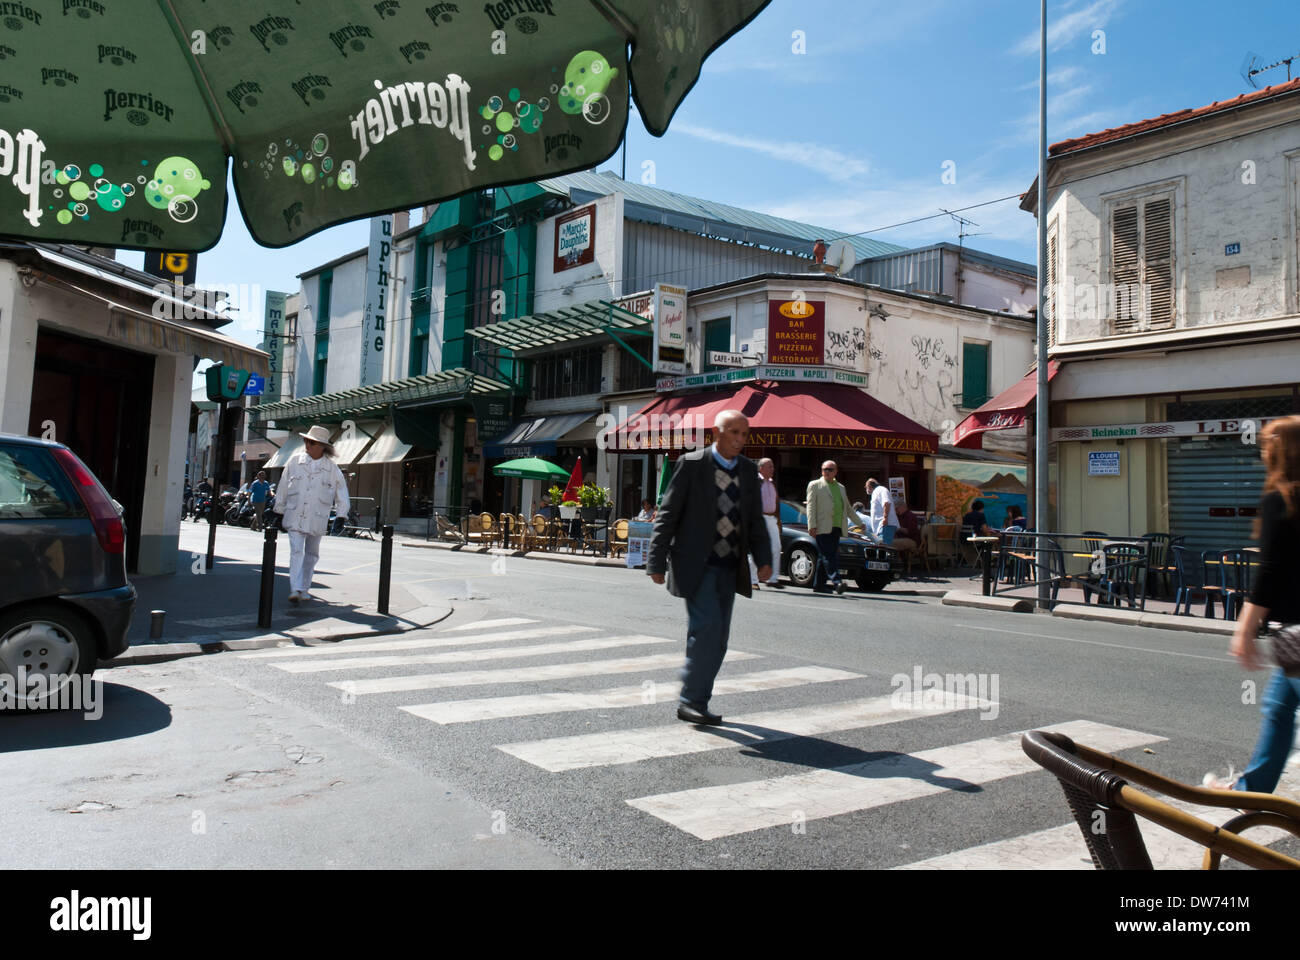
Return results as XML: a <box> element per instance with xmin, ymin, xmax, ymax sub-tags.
<box><xmin>561</xmin><ymin>457</ymin><xmax>584</xmax><ymax>503</ymax></box>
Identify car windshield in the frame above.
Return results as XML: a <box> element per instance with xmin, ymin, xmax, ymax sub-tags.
<box><xmin>780</xmin><ymin>500</ymin><xmax>807</xmax><ymax>525</ymax></box>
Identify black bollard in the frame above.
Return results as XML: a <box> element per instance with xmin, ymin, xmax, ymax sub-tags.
<box><xmin>378</xmin><ymin>524</ymin><xmax>394</xmax><ymax>615</ymax></box>
<box><xmin>982</xmin><ymin>539</ymin><xmax>994</xmax><ymax>597</ymax></box>
<box><xmin>258</xmin><ymin>526</ymin><xmax>278</xmax><ymax>628</ymax></box>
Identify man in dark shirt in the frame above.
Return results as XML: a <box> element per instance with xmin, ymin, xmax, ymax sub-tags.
<box><xmin>962</xmin><ymin>500</ymin><xmax>992</xmax><ymax>536</ymax></box>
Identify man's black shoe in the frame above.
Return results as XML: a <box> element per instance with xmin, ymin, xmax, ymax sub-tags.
<box><xmin>677</xmin><ymin>703</ymin><xmax>723</xmax><ymax>725</ymax></box>
<box><xmin>767</xmin><ymin>582</ymin><xmax>785</xmax><ymax>589</ymax></box>
<box><xmin>834</xmin><ymin>579</ymin><xmax>846</xmax><ymax>595</ymax></box>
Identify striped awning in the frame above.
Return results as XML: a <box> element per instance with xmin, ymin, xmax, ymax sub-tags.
<box><xmin>252</xmin><ymin>369</ymin><xmax>512</xmax><ymax>425</ymax></box>
<box><xmin>467</xmin><ymin>299</ymin><xmax>649</xmax><ymax>353</ymax></box>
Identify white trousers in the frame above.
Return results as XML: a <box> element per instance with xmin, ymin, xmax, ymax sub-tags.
<box><xmin>287</xmin><ymin>530</ymin><xmax>322</xmax><ymax>594</ymax></box>
<box><xmin>749</xmin><ymin>514</ymin><xmax>782</xmax><ymax>585</ymax></box>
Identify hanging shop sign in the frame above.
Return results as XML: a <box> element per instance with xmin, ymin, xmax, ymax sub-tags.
<box><xmin>360</xmin><ymin>215</ymin><xmax>392</xmax><ymax>388</ymax></box>
<box><xmin>259</xmin><ymin>289</ymin><xmax>287</xmax><ymax>404</ymax></box>
<box><xmin>767</xmin><ymin>298</ymin><xmax>825</xmax><ymax>366</ymax></box>
<box><xmin>652</xmin><ymin>282</ymin><xmax>687</xmax><ymax>375</ymax></box>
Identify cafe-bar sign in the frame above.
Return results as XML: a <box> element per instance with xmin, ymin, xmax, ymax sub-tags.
<box><xmin>768</xmin><ymin>299</ymin><xmax>825</xmax><ymax>365</ymax></box>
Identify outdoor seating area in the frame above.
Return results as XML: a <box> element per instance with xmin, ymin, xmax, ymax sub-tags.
<box><xmin>982</xmin><ymin>528</ymin><xmax>1263</xmax><ymax>619</ymax></box>
<box><xmin>448</xmin><ymin>509</ymin><xmax>622</xmax><ymax>556</ymax></box>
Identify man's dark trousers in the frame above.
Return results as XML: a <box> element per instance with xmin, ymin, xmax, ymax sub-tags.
<box><xmin>814</xmin><ymin>528</ymin><xmax>842</xmax><ymax>590</ymax></box>
<box><xmin>681</xmin><ymin>564</ymin><xmax>738</xmax><ymax>706</ymax></box>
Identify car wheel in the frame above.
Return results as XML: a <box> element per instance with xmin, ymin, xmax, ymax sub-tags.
<box><xmin>788</xmin><ymin>545</ymin><xmax>818</xmax><ymax>588</ymax></box>
<box><xmin>0</xmin><ymin>604</ymin><xmax>97</xmax><ymax>710</ymax></box>
<box><xmin>855</xmin><ymin>573</ymin><xmax>890</xmax><ymax>592</ymax></box>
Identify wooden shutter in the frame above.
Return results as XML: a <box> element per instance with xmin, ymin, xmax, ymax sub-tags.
<box><xmin>1143</xmin><ymin>198</ymin><xmax>1174</xmax><ymax>328</ymax></box>
<box><xmin>1111</xmin><ymin>205</ymin><xmax>1140</xmax><ymax>332</ymax></box>
<box><xmin>962</xmin><ymin>342</ymin><xmax>990</xmax><ymax>407</ymax></box>
<box><xmin>1047</xmin><ymin>228</ymin><xmax>1058</xmax><ymax>345</ymax></box>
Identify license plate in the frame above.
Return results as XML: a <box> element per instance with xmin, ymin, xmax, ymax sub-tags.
<box><xmin>866</xmin><ymin>561</ymin><xmax>890</xmax><ymax>571</ymax></box>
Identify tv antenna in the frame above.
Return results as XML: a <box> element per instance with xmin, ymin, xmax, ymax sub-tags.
<box><xmin>1241</xmin><ymin>50</ymin><xmax>1300</xmax><ymax>88</ymax></box>
<box><xmin>941</xmin><ymin>209</ymin><xmax>987</xmax><ymax>251</ymax></box>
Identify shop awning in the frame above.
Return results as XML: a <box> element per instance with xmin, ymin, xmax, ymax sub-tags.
<box><xmin>251</xmin><ymin>368</ymin><xmax>513</xmax><ymax>426</ymax></box>
<box><xmin>482</xmin><ymin>413</ymin><xmax>597</xmax><ymax>458</ymax></box>
<box><xmin>357</xmin><ymin>427</ymin><xmax>413</xmax><ymax>465</ymax></box>
<box><xmin>607</xmin><ymin>382</ymin><xmax>938</xmax><ymax>454</ymax></box>
<box><xmin>951</xmin><ymin>361</ymin><xmax>1060</xmax><ymax>449</ymax></box>
<box><xmin>466</xmin><ymin>299</ymin><xmax>649</xmax><ymax>353</ymax></box>
<box><xmin>264</xmin><ymin>434</ymin><xmax>305</xmax><ymax>470</ymax></box>
<box><xmin>331</xmin><ymin>421</ymin><xmax>384</xmax><ymax>466</ymax></box>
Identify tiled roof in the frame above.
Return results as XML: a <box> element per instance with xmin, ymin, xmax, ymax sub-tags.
<box><xmin>1050</xmin><ymin>77</ymin><xmax>1300</xmax><ymax>156</ymax></box>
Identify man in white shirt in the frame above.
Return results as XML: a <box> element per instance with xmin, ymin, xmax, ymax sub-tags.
<box><xmin>866</xmin><ymin>478</ymin><xmax>899</xmax><ymax>545</ymax></box>
<box><xmin>748</xmin><ymin>458</ymin><xmax>783</xmax><ymax>589</ymax></box>
<box><xmin>275</xmin><ymin>425</ymin><xmax>350</xmax><ymax>603</ymax></box>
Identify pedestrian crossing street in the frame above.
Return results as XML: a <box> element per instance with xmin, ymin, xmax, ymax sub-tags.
<box><xmin>238</xmin><ymin>616</ymin><xmax>1298</xmax><ymax>867</ymax></box>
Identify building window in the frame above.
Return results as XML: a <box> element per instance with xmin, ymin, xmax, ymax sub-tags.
<box><xmin>409</xmin><ymin>313</ymin><xmax>429</xmax><ymax>377</ymax></box>
<box><xmin>1110</xmin><ymin>194</ymin><xmax>1174</xmax><ymax>333</ymax></box>
<box><xmin>314</xmin><ymin>272</ymin><xmax>332</xmax><ymax>395</ymax></box>
<box><xmin>961</xmin><ymin>341</ymin><xmax>990</xmax><ymax>408</ymax></box>
<box><xmin>532</xmin><ymin>345</ymin><xmax>603</xmax><ymax>400</ymax></box>
<box><xmin>703</xmin><ymin>317</ymin><xmax>731</xmax><ymax>371</ymax></box>
<box><xmin>617</xmin><ymin>337</ymin><xmax>655</xmax><ymax>391</ymax></box>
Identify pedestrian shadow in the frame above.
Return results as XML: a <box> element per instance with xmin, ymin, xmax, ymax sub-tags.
<box><xmin>684</xmin><ymin>720</ymin><xmax>981</xmax><ymax>794</ymax></box>
<box><xmin>0</xmin><ymin>683</ymin><xmax>171</xmax><ymax>752</ymax></box>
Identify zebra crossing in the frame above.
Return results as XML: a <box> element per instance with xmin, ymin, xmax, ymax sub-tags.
<box><xmin>236</xmin><ymin>615</ymin><xmax>1292</xmax><ymax>868</ymax></box>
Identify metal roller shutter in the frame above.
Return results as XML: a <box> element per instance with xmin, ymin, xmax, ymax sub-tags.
<box><xmin>1166</xmin><ymin>437</ymin><xmax>1263</xmax><ymax>551</ymax></box>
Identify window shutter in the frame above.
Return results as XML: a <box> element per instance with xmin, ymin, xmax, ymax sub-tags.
<box><xmin>1047</xmin><ymin>229</ymin><xmax>1058</xmax><ymax>345</ymax></box>
<box><xmin>1111</xmin><ymin>205</ymin><xmax>1140</xmax><ymax>332</ymax></box>
<box><xmin>961</xmin><ymin>342</ymin><xmax>990</xmax><ymax>408</ymax></box>
<box><xmin>1143</xmin><ymin>197</ymin><xmax>1174</xmax><ymax>328</ymax></box>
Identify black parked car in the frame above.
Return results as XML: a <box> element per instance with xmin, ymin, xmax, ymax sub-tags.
<box><xmin>0</xmin><ymin>433</ymin><xmax>136</xmax><ymax>708</ymax></box>
<box><xmin>778</xmin><ymin>500</ymin><xmax>900</xmax><ymax>592</ymax></box>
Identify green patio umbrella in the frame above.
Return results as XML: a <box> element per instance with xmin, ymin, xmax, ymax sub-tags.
<box><xmin>0</xmin><ymin>0</ymin><xmax>770</xmax><ymax>250</ymax></box>
<box><xmin>492</xmin><ymin>457</ymin><xmax>570</xmax><ymax>481</ymax></box>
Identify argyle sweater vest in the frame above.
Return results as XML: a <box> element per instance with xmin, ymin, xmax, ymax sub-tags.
<box><xmin>707</xmin><ymin>460</ymin><xmax>742</xmax><ymax>567</ymax></box>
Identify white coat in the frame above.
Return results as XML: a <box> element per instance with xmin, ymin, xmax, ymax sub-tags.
<box><xmin>275</xmin><ymin>451</ymin><xmax>350</xmax><ymax>537</ymax></box>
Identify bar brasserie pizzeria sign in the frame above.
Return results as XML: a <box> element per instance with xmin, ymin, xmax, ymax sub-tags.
<box><xmin>768</xmin><ymin>298</ymin><xmax>824</xmax><ymax>365</ymax></box>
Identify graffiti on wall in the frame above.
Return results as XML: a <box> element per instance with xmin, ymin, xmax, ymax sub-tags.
<box><xmin>826</xmin><ymin>326</ymin><xmax>866</xmax><ymax>367</ymax></box>
<box><xmin>910</xmin><ymin>335</ymin><xmax>956</xmax><ymax>371</ymax></box>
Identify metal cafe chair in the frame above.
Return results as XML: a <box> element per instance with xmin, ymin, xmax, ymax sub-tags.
<box><xmin>1171</xmin><ymin>545</ymin><xmax>1218</xmax><ymax>618</ymax></box>
<box><xmin>1100</xmin><ymin>542</ymin><xmax>1148</xmax><ymax>609</ymax></box>
<box><xmin>1022</xmin><ymin>729</ymin><xmax>1300</xmax><ymax>870</ymax></box>
<box><xmin>1218</xmin><ymin>549</ymin><xmax>1257</xmax><ymax>621</ymax></box>
<box><xmin>1139</xmin><ymin>532</ymin><xmax>1182</xmax><ymax>599</ymax></box>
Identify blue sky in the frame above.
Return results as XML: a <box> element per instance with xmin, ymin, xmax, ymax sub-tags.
<box><xmin>122</xmin><ymin>0</ymin><xmax>1300</xmax><ymax>355</ymax></box>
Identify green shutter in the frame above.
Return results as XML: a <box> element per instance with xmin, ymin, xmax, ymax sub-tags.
<box><xmin>704</xmin><ymin>318</ymin><xmax>731</xmax><ymax>371</ymax></box>
<box><xmin>962</xmin><ymin>342</ymin><xmax>989</xmax><ymax>408</ymax></box>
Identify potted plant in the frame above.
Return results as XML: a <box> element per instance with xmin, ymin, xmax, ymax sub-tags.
<box><xmin>551</xmin><ymin>483</ymin><xmax>579</xmax><ymax>519</ymax></box>
<box><xmin>577</xmin><ymin>482</ymin><xmax>612</xmax><ymax>522</ymax></box>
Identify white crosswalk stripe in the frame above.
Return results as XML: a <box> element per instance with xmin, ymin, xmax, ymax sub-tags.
<box><xmin>271</xmin><ymin>634</ymin><xmax>676</xmax><ymax>674</ymax></box>
<box><xmin>625</xmin><ymin>720</ymin><xmax>1165</xmax><ymax>841</ymax></box>
<box><xmin>325</xmin><ymin>651</ymin><xmax>763</xmax><ymax>695</ymax></box>
<box><xmin>895</xmin><ymin>767</ymin><xmax>1300</xmax><ymax>869</ymax></box>
<box><xmin>238</xmin><ymin>625</ymin><xmax>593</xmax><ymax>659</ymax></box>
<box><xmin>401</xmin><ymin>666</ymin><xmax>861</xmax><ymax>724</ymax></box>
<box><xmin>443</xmin><ymin>618</ymin><xmax>539</xmax><ymax>631</ymax></box>
<box><xmin>497</xmin><ymin>694</ymin><xmax>993</xmax><ymax>772</ymax></box>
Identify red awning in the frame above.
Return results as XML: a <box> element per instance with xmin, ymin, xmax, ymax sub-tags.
<box><xmin>607</xmin><ymin>381</ymin><xmax>938</xmax><ymax>454</ymax></box>
<box><xmin>951</xmin><ymin>361</ymin><xmax>1059</xmax><ymax>449</ymax></box>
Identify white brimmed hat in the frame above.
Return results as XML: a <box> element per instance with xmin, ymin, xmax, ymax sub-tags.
<box><xmin>299</xmin><ymin>424</ymin><xmax>335</xmax><ymax>455</ymax></box>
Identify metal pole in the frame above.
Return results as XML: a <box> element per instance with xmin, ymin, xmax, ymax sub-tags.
<box><xmin>206</xmin><ymin>398</ymin><xmax>227</xmax><ymax>571</ymax></box>
<box><xmin>378</xmin><ymin>524</ymin><xmax>394</xmax><ymax>614</ymax></box>
<box><xmin>982</xmin><ymin>540</ymin><xmax>994</xmax><ymax>597</ymax></box>
<box><xmin>258</xmin><ymin>526</ymin><xmax>278</xmax><ymax>628</ymax></box>
<box><xmin>1035</xmin><ymin>0</ymin><xmax>1051</xmax><ymax>609</ymax></box>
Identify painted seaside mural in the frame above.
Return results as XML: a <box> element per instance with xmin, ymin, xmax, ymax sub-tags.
<box><xmin>934</xmin><ymin>459</ymin><xmax>1028</xmax><ymax>529</ymax></box>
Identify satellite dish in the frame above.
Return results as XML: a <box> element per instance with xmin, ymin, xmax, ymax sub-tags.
<box><xmin>826</xmin><ymin>240</ymin><xmax>857</xmax><ymax>276</ymax></box>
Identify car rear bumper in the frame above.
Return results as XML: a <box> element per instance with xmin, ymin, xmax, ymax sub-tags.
<box><xmin>61</xmin><ymin>584</ymin><xmax>137</xmax><ymax>660</ymax></box>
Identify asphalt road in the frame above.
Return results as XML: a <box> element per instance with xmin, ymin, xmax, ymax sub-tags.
<box><xmin>6</xmin><ymin>526</ymin><xmax>1296</xmax><ymax>871</ymax></box>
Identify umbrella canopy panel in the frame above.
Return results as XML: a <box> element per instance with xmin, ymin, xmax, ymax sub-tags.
<box><xmin>0</xmin><ymin>0</ymin><xmax>769</xmax><ymax>249</ymax></box>
<box><xmin>491</xmin><ymin>457</ymin><xmax>570</xmax><ymax>480</ymax></box>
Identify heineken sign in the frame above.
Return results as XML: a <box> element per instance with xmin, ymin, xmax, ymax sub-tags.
<box><xmin>656</xmin><ymin>365</ymin><xmax>869</xmax><ymax>393</ymax></box>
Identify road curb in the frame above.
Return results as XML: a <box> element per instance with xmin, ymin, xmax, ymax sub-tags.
<box><xmin>402</xmin><ymin>540</ymin><xmax>626</xmax><ymax>567</ymax></box>
<box><xmin>1051</xmin><ymin>604</ymin><xmax>1235</xmax><ymax>636</ymax></box>
<box><xmin>941</xmin><ymin>590</ymin><xmax>1035</xmax><ymax>613</ymax></box>
<box><xmin>107</xmin><ymin>604</ymin><xmax>455</xmax><ymax>667</ymax></box>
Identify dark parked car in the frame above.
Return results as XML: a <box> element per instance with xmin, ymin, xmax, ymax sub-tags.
<box><xmin>778</xmin><ymin>500</ymin><xmax>900</xmax><ymax>592</ymax></box>
<box><xmin>0</xmin><ymin>433</ymin><xmax>136</xmax><ymax>708</ymax></box>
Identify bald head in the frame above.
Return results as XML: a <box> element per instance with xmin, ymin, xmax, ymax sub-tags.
<box><xmin>714</xmin><ymin>409</ymin><xmax>749</xmax><ymax>459</ymax></box>
<box><xmin>757</xmin><ymin>457</ymin><xmax>774</xmax><ymax>479</ymax></box>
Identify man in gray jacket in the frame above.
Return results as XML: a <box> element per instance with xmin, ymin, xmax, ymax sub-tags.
<box><xmin>648</xmin><ymin>410</ymin><xmax>771</xmax><ymax>725</ymax></box>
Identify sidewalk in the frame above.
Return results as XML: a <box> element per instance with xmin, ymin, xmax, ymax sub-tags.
<box><xmin>114</xmin><ymin>540</ymin><xmax>451</xmax><ymax>666</ymax></box>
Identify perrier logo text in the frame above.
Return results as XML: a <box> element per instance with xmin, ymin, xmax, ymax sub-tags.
<box><xmin>249</xmin><ymin>15</ymin><xmax>294</xmax><ymax>52</ymax></box>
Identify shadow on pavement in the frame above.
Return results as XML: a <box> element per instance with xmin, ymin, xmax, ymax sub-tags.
<box><xmin>0</xmin><ymin>683</ymin><xmax>171</xmax><ymax>751</ymax></box>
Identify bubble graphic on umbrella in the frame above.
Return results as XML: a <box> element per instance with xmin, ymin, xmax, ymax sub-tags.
<box><xmin>146</xmin><ymin>157</ymin><xmax>211</xmax><ymax>223</ymax></box>
<box><xmin>559</xmin><ymin>51</ymin><xmax>617</xmax><ymax>116</ymax></box>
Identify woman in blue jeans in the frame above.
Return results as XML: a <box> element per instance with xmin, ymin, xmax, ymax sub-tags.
<box><xmin>1206</xmin><ymin>415</ymin><xmax>1300</xmax><ymax>792</ymax></box>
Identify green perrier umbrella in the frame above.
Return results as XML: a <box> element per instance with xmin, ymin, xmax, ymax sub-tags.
<box><xmin>492</xmin><ymin>457</ymin><xmax>570</xmax><ymax>481</ymax></box>
<box><xmin>0</xmin><ymin>0</ymin><xmax>769</xmax><ymax>250</ymax></box>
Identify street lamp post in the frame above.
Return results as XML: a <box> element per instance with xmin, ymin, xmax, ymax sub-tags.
<box><xmin>1036</xmin><ymin>0</ymin><xmax>1051</xmax><ymax>608</ymax></box>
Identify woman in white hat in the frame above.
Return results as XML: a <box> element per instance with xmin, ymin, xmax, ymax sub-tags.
<box><xmin>274</xmin><ymin>425</ymin><xmax>350</xmax><ymax>603</ymax></box>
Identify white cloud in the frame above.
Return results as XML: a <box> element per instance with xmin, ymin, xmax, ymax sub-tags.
<box><xmin>671</xmin><ymin>123</ymin><xmax>871</xmax><ymax>182</ymax></box>
<box><xmin>1010</xmin><ymin>0</ymin><xmax>1120</xmax><ymax>58</ymax></box>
